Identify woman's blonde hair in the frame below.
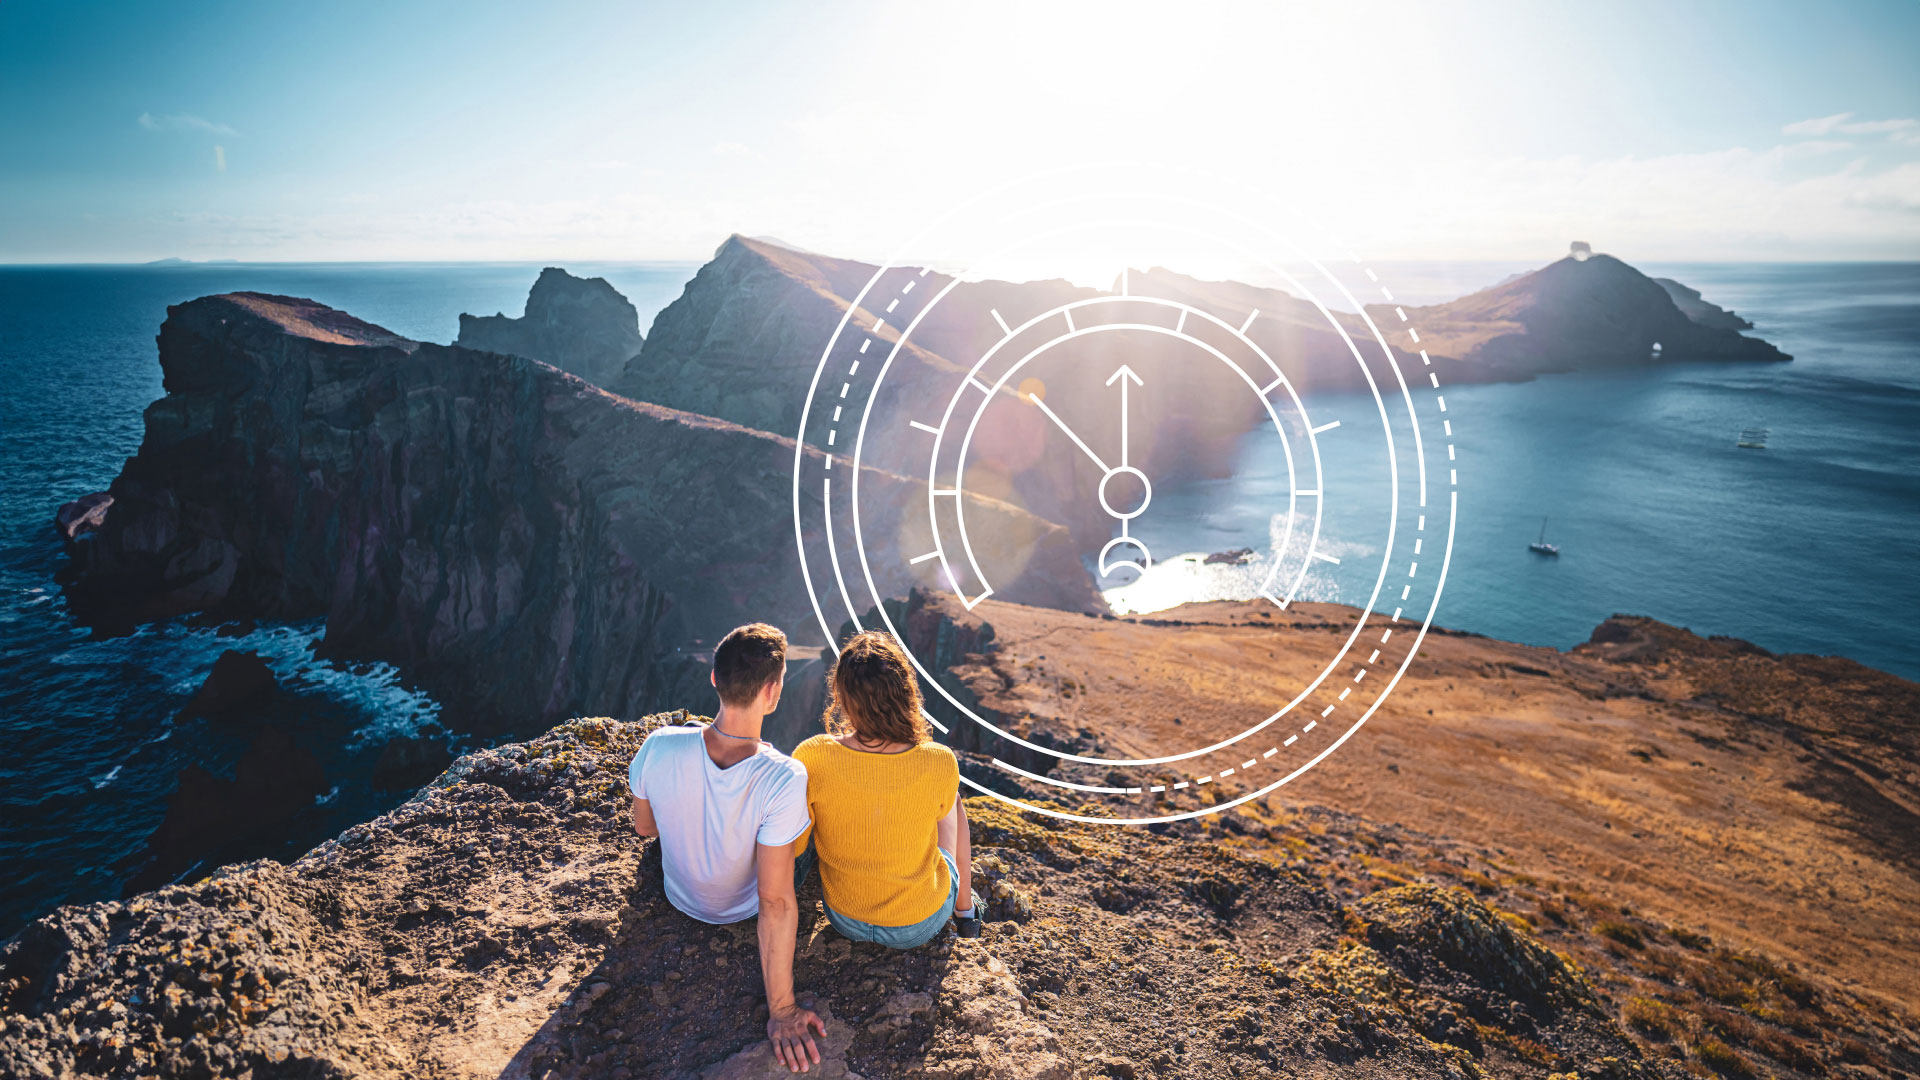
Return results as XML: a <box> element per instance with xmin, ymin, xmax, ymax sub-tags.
<box><xmin>825</xmin><ymin>631</ymin><xmax>929</xmax><ymax>746</ymax></box>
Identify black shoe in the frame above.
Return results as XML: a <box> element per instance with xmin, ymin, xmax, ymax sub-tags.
<box><xmin>954</xmin><ymin>889</ymin><xmax>984</xmax><ymax>937</ymax></box>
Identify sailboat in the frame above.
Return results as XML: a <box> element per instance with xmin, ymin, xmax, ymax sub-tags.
<box><xmin>1529</xmin><ymin>516</ymin><xmax>1560</xmax><ymax>556</ymax></box>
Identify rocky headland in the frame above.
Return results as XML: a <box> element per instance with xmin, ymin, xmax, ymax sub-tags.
<box><xmin>457</xmin><ymin>267</ymin><xmax>646</xmax><ymax>389</ymax></box>
<box><xmin>617</xmin><ymin>239</ymin><xmax>1786</xmax><ymax>445</ymax></box>
<box><xmin>1652</xmin><ymin>279</ymin><xmax>1754</xmax><ymax>333</ymax></box>
<box><xmin>54</xmin><ymin>292</ymin><xmax>1093</xmax><ymax>736</ymax></box>
<box><xmin>612</xmin><ymin>238</ymin><xmax>1789</xmax><ymax>551</ymax></box>
<box><xmin>1366</xmin><ymin>255</ymin><xmax>1787</xmax><ymax>376</ymax></box>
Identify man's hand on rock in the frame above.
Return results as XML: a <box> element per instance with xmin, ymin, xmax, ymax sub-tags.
<box><xmin>767</xmin><ymin>1003</ymin><xmax>825</xmax><ymax>1073</ymax></box>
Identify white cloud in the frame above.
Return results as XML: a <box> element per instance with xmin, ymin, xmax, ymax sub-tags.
<box><xmin>1783</xmin><ymin>113</ymin><xmax>1852</xmax><ymax>136</ymax></box>
<box><xmin>1838</xmin><ymin>117</ymin><xmax>1917</xmax><ymax>136</ymax></box>
<box><xmin>213</xmin><ymin>145</ymin><xmax>226</xmax><ymax>173</ymax></box>
<box><xmin>1781</xmin><ymin>139</ymin><xmax>1855</xmax><ymax>157</ymax></box>
<box><xmin>137</xmin><ymin>112</ymin><xmax>240</xmax><ymax>137</ymax></box>
<box><xmin>710</xmin><ymin>141</ymin><xmax>756</xmax><ymax>159</ymax></box>
<box><xmin>1783</xmin><ymin>112</ymin><xmax>1916</xmax><ymax>142</ymax></box>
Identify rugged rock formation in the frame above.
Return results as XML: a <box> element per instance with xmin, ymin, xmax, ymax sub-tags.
<box><xmin>612</xmin><ymin>238</ymin><xmax>1788</xmax><ymax>556</ymax></box>
<box><xmin>370</xmin><ymin>736</ymin><xmax>454</xmax><ymax>793</ymax></box>
<box><xmin>1120</xmin><ymin>266</ymin><xmax>1438</xmax><ymax>395</ymax></box>
<box><xmin>457</xmin><ymin>268</ymin><xmax>644</xmax><ymax>388</ymax></box>
<box><xmin>175</xmin><ymin>650</ymin><xmax>277</xmax><ymax>722</ymax></box>
<box><xmin>1368</xmin><ymin>255</ymin><xmax>1788</xmax><ymax>376</ymax></box>
<box><xmin>125</xmin><ymin>727</ymin><xmax>328</xmax><ymax>894</ymax></box>
<box><xmin>614</xmin><ymin>238</ymin><xmax>1390</xmax><ymax>547</ymax></box>
<box><xmin>55</xmin><ymin>292</ymin><xmax>1094</xmax><ymax>732</ymax></box>
<box><xmin>1653</xmin><ymin>277</ymin><xmax>1754</xmax><ymax>331</ymax></box>
<box><xmin>53</xmin><ymin>492</ymin><xmax>111</xmax><ymax>542</ymax></box>
<box><xmin>0</xmin><ymin>713</ymin><xmax>1709</xmax><ymax>1080</ymax></box>
<box><xmin>613</xmin><ymin>237</ymin><xmax>897</xmax><ymax>434</ymax></box>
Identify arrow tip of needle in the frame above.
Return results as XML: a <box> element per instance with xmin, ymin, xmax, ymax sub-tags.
<box><xmin>1106</xmin><ymin>364</ymin><xmax>1143</xmax><ymax>386</ymax></box>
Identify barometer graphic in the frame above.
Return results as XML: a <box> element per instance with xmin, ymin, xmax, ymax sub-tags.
<box><xmin>791</xmin><ymin>167</ymin><xmax>1459</xmax><ymax>825</ymax></box>
<box><xmin>918</xmin><ymin>289</ymin><xmax>1326</xmax><ymax>609</ymax></box>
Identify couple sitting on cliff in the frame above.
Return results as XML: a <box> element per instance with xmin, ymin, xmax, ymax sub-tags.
<box><xmin>628</xmin><ymin>623</ymin><xmax>981</xmax><ymax>1073</ymax></box>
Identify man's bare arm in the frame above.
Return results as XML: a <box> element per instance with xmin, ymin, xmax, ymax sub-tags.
<box><xmin>631</xmin><ymin>796</ymin><xmax>658</xmax><ymax>838</ymax></box>
<box><xmin>755</xmin><ymin>841</ymin><xmax>824</xmax><ymax>1072</ymax></box>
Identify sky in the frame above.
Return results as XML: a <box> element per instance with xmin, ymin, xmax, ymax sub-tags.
<box><xmin>1</xmin><ymin>0</ymin><xmax>1916</xmax><ymax>264</ymax></box>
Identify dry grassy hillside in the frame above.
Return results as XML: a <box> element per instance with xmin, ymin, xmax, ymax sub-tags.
<box><xmin>922</xmin><ymin>594</ymin><xmax>1920</xmax><ymax>1077</ymax></box>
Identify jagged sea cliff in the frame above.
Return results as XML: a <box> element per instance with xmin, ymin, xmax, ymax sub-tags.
<box><xmin>55</xmin><ymin>292</ymin><xmax>1093</xmax><ymax>735</ymax></box>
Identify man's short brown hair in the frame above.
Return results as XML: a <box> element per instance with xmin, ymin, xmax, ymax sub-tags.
<box><xmin>713</xmin><ymin>623</ymin><xmax>788</xmax><ymax>706</ymax></box>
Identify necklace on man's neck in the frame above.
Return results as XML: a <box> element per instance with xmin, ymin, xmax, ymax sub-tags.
<box><xmin>710</xmin><ymin>719</ymin><xmax>759</xmax><ymax>742</ymax></box>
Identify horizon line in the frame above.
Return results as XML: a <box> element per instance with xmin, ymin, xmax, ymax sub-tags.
<box><xmin>5</xmin><ymin>255</ymin><xmax>1920</xmax><ymax>269</ymax></box>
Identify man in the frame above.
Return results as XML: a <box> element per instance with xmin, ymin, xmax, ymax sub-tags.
<box><xmin>629</xmin><ymin>623</ymin><xmax>826</xmax><ymax>1073</ymax></box>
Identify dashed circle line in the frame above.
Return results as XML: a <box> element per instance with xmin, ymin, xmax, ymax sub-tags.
<box><xmin>846</xmin><ymin>216</ymin><xmax>1409</xmax><ymax>777</ymax></box>
<box><xmin>821</xmin><ymin>268</ymin><xmax>931</xmax><ymax>463</ymax></box>
<box><xmin>986</xmin><ymin>259</ymin><xmax>1455</xmax><ymax>800</ymax></box>
<box><xmin>820</xmin><ymin>254</ymin><xmax>1454</xmax><ymax>802</ymax></box>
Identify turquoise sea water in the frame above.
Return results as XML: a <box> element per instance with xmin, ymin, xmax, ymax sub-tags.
<box><xmin>0</xmin><ymin>259</ymin><xmax>1913</xmax><ymax>937</ymax></box>
<box><xmin>1115</xmin><ymin>262</ymin><xmax>1920</xmax><ymax>682</ymax></box>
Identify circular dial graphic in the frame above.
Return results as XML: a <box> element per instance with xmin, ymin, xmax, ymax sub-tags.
<box><xmin>792</xmin><ymin>168</ymin><xmax>1458</xmax><ymax>825</ymax></box>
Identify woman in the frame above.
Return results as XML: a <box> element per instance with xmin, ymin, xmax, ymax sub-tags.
<box><xmin>793</xmin><ymin>631</ymin><xmax>981</xmax><ymax>948</ymax></box>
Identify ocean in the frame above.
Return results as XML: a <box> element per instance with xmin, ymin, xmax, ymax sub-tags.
<box><xmin>1</xmin><ymin>259</ymin><xmax>1914</xmax><ymax>938</ymax></box>
<box><xmin>0</xmin><ymin>262</ymin><xmax>697</xmax><ymax>937</ymax></box>
<box><xmin>1112</xmin><ymin>261</ymin><xmax>1920</xmax><ymax>685</ymax></box>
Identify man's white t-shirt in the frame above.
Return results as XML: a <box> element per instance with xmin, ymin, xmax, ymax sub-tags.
<box><xmin>628</xmin><ymin>725</ymin><xmax>811</xmax><ymax>924</ymax></box>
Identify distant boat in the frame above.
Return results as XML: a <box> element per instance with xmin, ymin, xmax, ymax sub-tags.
<box><xmin>1529</xmin><ymin>516</ymin><xmax>1560</xmax><ymax>556</ymax></box>
<box><xmin>1737</xmin><ymin>427</ymin><xmax>1769</xmax><ymax>450</ymax></box>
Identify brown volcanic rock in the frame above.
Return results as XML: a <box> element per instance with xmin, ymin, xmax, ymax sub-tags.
<box><xmin>1124</xmin><ymin>266</ymin><xmax>1438</xmax><ymax>395</ymax></box>
<box><xmin>613</xmin><ymin>236</ymin><xmax>904</xmax><ymax>434</ymax></box>
<box><xmin>53</xmin><ymin>492</ymin><xmax>112</xmax><ymax>542</ymax></box>
<box><xmin>456</xmin><ymin>267</ymin><xmax>644</xmax><ymax>388</ymax></box>
<box><xmin>0</xmin><ymin>860</ymin><xmax>407</xmax><ymax>1079</ymax></box>
<box><xmin>58</xmin><ymin>291</ymin><xmax>1094</xmax><ymax>732</ymax></box>
<box><xmin>1371</xmin><ymin>254</ymin><xmax>1789</xmax><ymax>376</ymax></box>
<box><xmin>0</xmin><ymin>714</ymin><xmax>1679</xmax><ymax>1080</ymax></box>
<box><xmin>1653</xmin><ymin>277</ymin><xmax>1754</xmax><ymax>331</ymax></box>
<box><xmin>613</xmin><ymin>238</ymin><xmax>1327</xmax><ymax>550</ymax></box>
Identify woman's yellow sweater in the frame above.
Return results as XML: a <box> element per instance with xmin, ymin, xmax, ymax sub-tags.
<box><xmin>792</xmin><ymin>735</ymin><xmax>957</xmax><ymax>927</ymax></box>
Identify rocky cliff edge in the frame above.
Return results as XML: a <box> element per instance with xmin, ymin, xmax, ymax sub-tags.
<box><xmin>1</xmin><ymin>712</ymin><xmax>1689</xmax><ymax>1080</ymax></box>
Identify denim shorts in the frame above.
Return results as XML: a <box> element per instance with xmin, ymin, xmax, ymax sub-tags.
<box><xmin>823</xmin><ymin>848</ymin><xmax>959</xmax><ymax>951</ymax></box>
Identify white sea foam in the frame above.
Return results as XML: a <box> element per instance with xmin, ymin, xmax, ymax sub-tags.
<box><xmin>1102</xmin><ymin>510</ymin><xmax>1372</xmax><ymax>616</ymax></box>
<box><xmin>71</xmin><ymin>617</ymin><xmax>444</xmax><ymax>747</ymax></box>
